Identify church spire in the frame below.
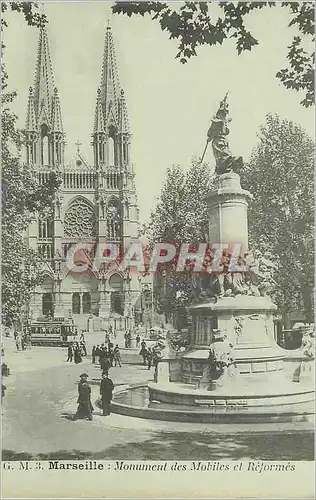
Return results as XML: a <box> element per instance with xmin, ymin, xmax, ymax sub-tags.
<box><xmin>26</xmin><ymin>86</ymin><xmax>37</xmax><ymax>131</ymax></box>
<box><xmin>100</xmin><ymin>24</ymin><xmax>120</xmax><ymax>127</ymax></box>
<box><xmin>94</xmin><ymin>88</ymin><xmax>105</xmax><ymax>133</ymax></box>
<box><xmin>33</xmin><ymin>28</ymin><xmax>55</xmax><ymax>124</ymax></box>
<box><xmin>25</xmin><ymin>27</ymin><xmax>65</xmax><ymax>167</ymax></box>
<box><xmin>51</xmin><ymin>87</ymin><xmax>64</xmax><ymax>133</ymax></box>
<box><xmin>92</xmin><ymin>24</ymin><xmax>131</xmax><ymax>168</ymax></box>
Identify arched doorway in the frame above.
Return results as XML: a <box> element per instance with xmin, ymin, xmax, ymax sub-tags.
<box><xmin>82</xmin><ymin>292</ymin><xmax>91</xmax><ymax>314</ymax></box>
<box><xmin>72</xmin><ymin>292</ymin><xmax>81</xmax><ymax>314</ymax></box>
<box><xmin>109</xmin><ymin>274</ymin><xmax>123</xmax><ymax>315</ymax></box>
<box><xmin>42</xmin><ymin>293</ymin><xmax>53</xmax><ymax>317</ymax></box>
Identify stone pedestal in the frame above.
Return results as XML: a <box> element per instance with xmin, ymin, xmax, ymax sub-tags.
<box><xmin>188</xmin><ymin>296</ymin><xmax>282</xmax><ymax>378</ymax></box>
<box><xmin>208</xmin><ymin>172</ymin><xmax>252</xmax><ymax>254</ymax></box>
<box><xmin>155</xmin><ymin>360</ymin><xmax>170</xmax><ymax>383</ymax></box>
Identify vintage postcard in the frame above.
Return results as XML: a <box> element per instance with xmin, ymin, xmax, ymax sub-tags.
<box><xmin>1</xmin><ymin>1</ymin><xmax>314</xmax><ymax>499</ymax></box>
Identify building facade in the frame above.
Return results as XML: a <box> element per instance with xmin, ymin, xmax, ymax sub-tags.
<box><xmin>25</xmin><ymin>26</ymin><xmax>147</xmax><ymax>331</ymax></box>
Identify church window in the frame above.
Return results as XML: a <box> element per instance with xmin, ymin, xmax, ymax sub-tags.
<box><xmin>64</xmin><ymin>198</ymin><xmax>96</xmax><ymax>239</ymax></box>
<box><xmin>41</xmin><ymin>125</ymin><xmax>49</xmax><ymax>166</ymax></box>
<box><xmin>39</xmin><ymin>218</ymin><xmax>53</xmax><ymax>239</ymax></box>
<box><xmin>72</xmin><ymin>293</ymin><xmax>80</xmax><ymax>314</ymax></box>
<box><xmin>42</xmin><ymin>293</ymin><xmax>53</xmax><ymax>316</ymax></box>
<box><xmin>99</xmin><ymin>142</ymin><xmax>103</xmax><ymax>162</ymax></box>
<box><xmin>123</xmin><ymin>142</ymin><xmax>127</xmax><ymax>163</ymax></box>
<box><xmin>107</xmin><ymin>199</ymin><xmax>121</xmax><ymax>239</ymax></box>
<box><xmin>82</xmin><ymin>292</ymin><xmax>91</xmax><ymax>314</ymax></box>
<box><xmin>108</xmin><ymin>136</ymin><xmax>115</xmax><ymax>166</ymax></box>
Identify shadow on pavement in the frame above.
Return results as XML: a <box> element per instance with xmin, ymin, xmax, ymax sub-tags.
<box><xmin>3</xmin><ymin>430</ymin><xmax>314</xmax><ymax>461</ymax></box>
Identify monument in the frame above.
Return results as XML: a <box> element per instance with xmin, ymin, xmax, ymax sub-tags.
<box><xmin>144</xmin><ymin>96</ymin><xmax>314</xmax><ymax>419</ymax></box>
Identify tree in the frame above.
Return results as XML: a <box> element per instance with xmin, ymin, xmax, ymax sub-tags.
<box><xmin>2</xmin><ymin>3</ymin><xmax>59</xmax><ymax>327</ymax></box>
<box><xmin>146</xmin><ymin>159</ymin><xmax>214</xmax><ymax>324</ymax></box>
<box><xmin>113</xmin><ymin>1</ymin><xmax>314</xmax><ymax>107</ymax></box>
<box><xmin>242</xmin><ymin>114</ymin><xmax>314</xmax><ymax>325</ymax></box>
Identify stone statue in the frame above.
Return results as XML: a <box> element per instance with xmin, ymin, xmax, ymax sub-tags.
<box><xmin>301</xmin><ymin>331</ymin><xmax>315</xmax><ymax>358</ymax></box>
<box><xmin>245</xmin><ymin>250</ymin><xmax>277</xmax><ymax>297</ymax></box>
<box><xmin>202</xmin><ymin>330</ymin><xmax>237</xmax><ymax>390</ymax></box>
<box><xmin>207</xmin><ymin>94</ymin><xmax>243</xmax><ymax>175</ymax></box>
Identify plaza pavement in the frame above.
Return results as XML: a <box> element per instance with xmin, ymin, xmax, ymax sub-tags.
<box><xmin>1</xmin><ymin>336</ymin><xmax>314</xmax><ymax>461</ymax></box>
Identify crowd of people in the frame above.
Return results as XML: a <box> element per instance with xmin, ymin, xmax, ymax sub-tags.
<box><xmin>14</xmin><ymin>330</ymin><xmax>31</xmax><ymax>351</ymax></box>
<box><xmin>139</xmin><ymin>340</ymin><xmax>163</xmax><ymax>370</ymax></box>
<box><xmin>66</xmin><ymin>333</ymin><xmax>88</xmax><ymax>364</ymax></box>
<box><xmin>91</xmin><ymin>342</ymin><xmax>122</xmax><ymax>372</ymax></box>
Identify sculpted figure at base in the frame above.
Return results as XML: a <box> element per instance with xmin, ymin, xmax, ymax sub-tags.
<box><xmin>202</xmin><ymin>330</ymin><xmax>237</xmax><ymax>391</ymax></box>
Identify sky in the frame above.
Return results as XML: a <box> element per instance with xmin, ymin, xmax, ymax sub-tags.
<box><xmin>3</xmin><ymin>1</ymin><xmax>314</xmax><ymax>223</ymax></box>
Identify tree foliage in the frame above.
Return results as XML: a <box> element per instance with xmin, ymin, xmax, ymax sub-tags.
<box><xmin>113</xmin><ymin>1</ymin><xmax>314</xmax><ymax>107</ymax></box>
<box><xmin>1</xmin><ymin>3</ymin><xmax>59</xmax><ymax>327</ymax></box>
<box><xmin>242</xmin><ymin>114</ymin><xmax>314</xmax><ymax>324</ymax></box>
<box><xmin>145</xmin><ymin>159</ymin><xmax>215</xmax><ymax>323</ymax></box>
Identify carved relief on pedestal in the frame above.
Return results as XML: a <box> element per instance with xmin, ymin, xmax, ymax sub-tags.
<box><xmin>234</xmin><ymin>313</ymin><xmax>270</xmax><ymax>345</ymax></box>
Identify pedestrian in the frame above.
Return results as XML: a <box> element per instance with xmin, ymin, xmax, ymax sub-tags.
<box><xmin>146</xmin><ymin>347</ymin><xmax>153</xmax><ymax>370</ymax></box>
<box><xmin>1</xmin><ymin>363</ymin><xmax>10</xmax><ymax>377</ymax></box>
<box><xmin>15</xmin><ymin>336</ymin><xmax>21</xmax><ymax>351</ymax></box>
<box><xmin>99</xmin><ymin>373</ymin><xmax>114</xmax><ymax>416</ymax></box>
<box><xmin>108</xmin><ymin>346</ymin><xmax>114</xmax><ymax>366</ymax></box>
<box><xmin>136</xmin><ymin>334</ymin><xmax>140</xmax><ymax>349</ymax></box>
<box><xmin>73</xmin><ymin>343</ymin><xmax>82</xmax><ymax>364</ymax></box>
<box><xmin>92</xmin><ymin>345</ymin><xmax>96</xmax><ymax>364</ymax></box>
<box><xmin>100</xmin><ymin>356</ymin><xmax>111</xmax><ymax>375</ymax></box>
<box><xmin>74</xmin><ymin>373</ymin><xmax>93</xmax><ymax>421</ymax></box>
<box><xmin>113</xmin><ymin>345</ymin><xmax>122</xmax><ymax>367</ymax></box>
<box><xmin>66</xmin><ymin>342</ymin><xmax>73</xmax><ymax>362</ymax></box>
<box><xmin>139</xmin><ymin>340</ymin><xmax>147</xmax><ymax>365</ymax></box>
<box><xmin>95</xmin><ymin>345</ymin><xmax>100</xmax><ymax>363</ymax></box>
<box><xmin>81</xmin><ymin>341</ymin><xmax>87</xmax><ymax>356</ymax></box>
<box><xmin>2</xmin><ymin>383</ymin><xmax>6</xmax><ymax>400</ymax></box>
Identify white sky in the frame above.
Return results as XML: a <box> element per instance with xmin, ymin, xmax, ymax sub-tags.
<box><xmin>3</xmin><ymin>1</ymin><xmax>314</xmax><ymax>223</ymax></box>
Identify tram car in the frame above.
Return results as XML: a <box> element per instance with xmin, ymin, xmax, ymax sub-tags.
<box><xmin>28</xmin><ymin>318</ymin><xmax>75</xmax><ymax>347</ymax></box>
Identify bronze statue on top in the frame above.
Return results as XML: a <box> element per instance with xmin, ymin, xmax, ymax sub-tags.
<box><xmin>207</xmin><ymin>94</ymin><xmax>243</xmax><ymax>175</ymax></box>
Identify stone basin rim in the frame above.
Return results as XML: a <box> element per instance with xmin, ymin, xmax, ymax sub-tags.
<box><xmin>111</xmin><ymin>384</ymin><xmax>314</xmax><ymax>423</ymax></box>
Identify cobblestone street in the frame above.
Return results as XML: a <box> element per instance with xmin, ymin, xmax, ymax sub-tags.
<box><xmin>2</xmin><ymin>337</ymin><xmax>313</xmax><ymax>461</ymax></box>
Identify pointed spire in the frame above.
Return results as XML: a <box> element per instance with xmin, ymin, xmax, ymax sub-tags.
<box><xmin>51</xmin><ymin>87</ymin><xmax>64</xmax><ymax>132</ymax></box>
<box><xmin>118</xmin><ymin>89</ymin><xmax>130</xmax><ymax>134</ymax></box>
<box><xmin>26</xmin><ymin>86</ymin><xmax>37</xmax><ymax>131</ymax></box>
<box><xmin>33</xmin><ymin>28</ymin><xmax>55</xmax><ymax>121</ymax></box>
<box><xmin>94</xmin><ymin>88</ymin><xmax>105</xmax><ymax>133</ymax></box>
<box><xmin>100</xmin><ymin>23</ymin><xmax>120</xmax><ymax>126</ymax></box>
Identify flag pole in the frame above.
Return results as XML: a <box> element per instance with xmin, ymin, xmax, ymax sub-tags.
<box><xmin>200</xmin><ymin>140</ymin><xmax>209</xmax><ymax>164</ymax></box>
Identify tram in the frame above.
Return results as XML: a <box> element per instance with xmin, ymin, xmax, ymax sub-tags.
<box><xmin>28</xmin><ymin>318</ymin><xmax>76</xmax><ymax>347</ymax></box>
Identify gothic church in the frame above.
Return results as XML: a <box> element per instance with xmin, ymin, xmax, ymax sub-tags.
<box><xmin>25</xmin><ymin>26</ymin><xmax>146</xmax><ymax>331</ymax></box>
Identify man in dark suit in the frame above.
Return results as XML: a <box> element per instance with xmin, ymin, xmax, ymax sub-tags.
<box><xmin>99</xmin><ymin>373</ymin><xmax>114</xmax><ymax>416</ymax></box>
<box><xmin>74</xmin><ymin>373</ymin><xmax>93</xmax><ymax>421</ymax></box>
<box><xmin>100</xmin><ymin>356</ymin><xmax>111</xmax><ymax>375</ymax></box>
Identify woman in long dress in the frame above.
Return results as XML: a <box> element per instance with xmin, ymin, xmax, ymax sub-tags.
<box><xmin>73</xmin><ymin>343</ymin><xmax>82</xmax><ymax>364</ymax></box>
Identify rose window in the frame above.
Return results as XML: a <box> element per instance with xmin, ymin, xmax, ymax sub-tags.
<box><xmin>64</xmin><ymin>198</ymin><xmax>96</xmax><ymax>238</ymax></box>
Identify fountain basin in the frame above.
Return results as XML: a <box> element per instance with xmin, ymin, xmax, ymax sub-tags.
<box><xmin>111</xmin><ymin>384</ymin><xmax>314</xmax><ymax>424</ymax></box>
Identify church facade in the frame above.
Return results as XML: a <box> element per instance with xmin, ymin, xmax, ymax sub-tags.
<box><xmin>25</xmin><ymin>26</ymin><xmax>149</xmax><ymax>331</ymax></box>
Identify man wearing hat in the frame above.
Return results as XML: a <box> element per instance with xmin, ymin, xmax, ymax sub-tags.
<box><xmin>99</xmin><ymin>373</ymin><xmax>114</xmax><ymax>416</ymax></box>
<box><xmin>74</xmin><ymin>373</ymin><xmax>93</xmax><ymax>421</ymax></box>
